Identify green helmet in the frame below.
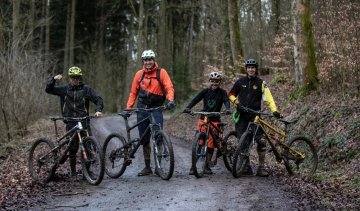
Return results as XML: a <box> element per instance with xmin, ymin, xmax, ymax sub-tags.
<box><xmin>68</xmin><ymin>66</ymin><xmax>82</xmax><ymax>76</ymax></box>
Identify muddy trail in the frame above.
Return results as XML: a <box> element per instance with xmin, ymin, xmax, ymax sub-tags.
<box><xmin>30</xmin><ymin>115</ymin><xmax>302</xmax><ymax>210</ymax></box>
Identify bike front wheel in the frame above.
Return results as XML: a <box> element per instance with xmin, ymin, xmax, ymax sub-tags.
<box><xmin>103</xmin><ymin>133</ymin><xmax>128</xmax><ymax>178</ymax></box>
<box><xmin>153</xmin><ymin>130</ymin><xmax>175</xmax><ymax>180</ymax></box>
<box><xmin>28</xmin><ymin>138</ymin><xmax>57</xmax><ymax>183</ymax></box>
<box><xmin>222</xmin><ymin>131</ymin><xmax>238</xmax><ymax>172</ymax></box>
<box><xmin>283</xmin><ymin>136</ymin><xmax>318</xmax><ymax>180</ymax></box>
<box><xmin>81</xmin><ymin>136</ymin><xmax>105</xmax><ymax>185</ymax></box>
<box><xmin>232</xmin><ymin>131</ymin><xmax>252</xmax><ymax>178</ymax></box>
<box><xmin>192</xmin><ymin>132</ymin><xmax>207</xmax><ymax>178</ymax></box>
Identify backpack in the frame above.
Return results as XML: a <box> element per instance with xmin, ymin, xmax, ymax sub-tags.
<box><xmin>139</xmin><ymin>68</ymin><xmax>166</xmax><ymax>103</ymax></box>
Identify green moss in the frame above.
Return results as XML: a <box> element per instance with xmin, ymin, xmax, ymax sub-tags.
<box><xmin>321</xmin><ymin>135</ymin><xmax>347</xmax><ymax>148</ymax></box>
<box><xmin>302</xmin><ymin>0</ymin><xmax>319</xmax><ymax>91</ymax></box>
<box><xmin>273</xmin><ymin>72</ymin><xmax>287</xmax><ymax>84</ymax></box>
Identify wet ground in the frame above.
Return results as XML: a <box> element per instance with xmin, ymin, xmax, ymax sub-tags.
<box><xmin>31</xmin><ymin>115</ymin><xmax>299</xmax><ymax>211</ymax></box>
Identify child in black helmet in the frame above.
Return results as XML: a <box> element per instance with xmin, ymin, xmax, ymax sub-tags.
<box><xmin>183</xmin><ymin>71</ymin><xmax>231</xmax><ymax>175</ymax></box>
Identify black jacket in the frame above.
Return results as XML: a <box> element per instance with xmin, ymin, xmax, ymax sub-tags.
<box><xmin>186</xmin><ymin>87</ymin><xmax>230</xmax><ymax>121</ymax></box>
<box><xmin>45</xmin><ymin>77</ymin><xmax>104</xmax><ymax>118</ymax></box>
<box><xmin>229</xmin><ymin>76</ymin><xmax>263</xmax><ymax>111</ymax></box>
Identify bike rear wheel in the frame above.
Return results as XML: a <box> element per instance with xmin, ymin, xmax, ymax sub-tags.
<box><xmin>103</xmin><ymin>133</ymin><xmax>128</xmax><ymax>178</ymax></box>
<box><xmin>153</xmin><ymin>130</ymin><xmax>174</xmax><ymax>180</ymax></box>
<box><xmin>81</xmin><ymin>136</ymin><xmax>105</xmax><ymax>185</ymax></box>
<box><xmin>283</xmin><ymin>136</ymin><xmax>318</xmax><ymax>180</ymax></box>
<box><xmin>192</xmin><ymin>132</ymin><xmax>207</xmax><ymax>178</ymax></box>
<box><xmin>222</xmin><ymin>131</ymin><xmax>238</xmax><ymax>172</ymax></box>
<box><xmin>28</xmin><ymin>138</ymin><xmax>57</xmax><ymax>183</ymax></box>
<box><xmin>232</xmin><ymin>131</ymin><xmax>252</xmax><ymax>178</ymax></box>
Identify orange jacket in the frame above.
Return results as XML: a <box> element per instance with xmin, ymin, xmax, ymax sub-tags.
<box><xmin>127</xmin><ymin>62</ymin><xmax>175</xmax><ymax>108</ymax></box>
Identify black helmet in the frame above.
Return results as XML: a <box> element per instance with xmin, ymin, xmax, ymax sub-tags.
<box><xmin>245</xmin><ymin>59</ymin><xmax>258</xmax><ymax>68</ymax></box>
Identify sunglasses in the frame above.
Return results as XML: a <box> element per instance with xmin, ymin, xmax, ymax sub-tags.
<box><xmin>210</xmin><ymin>79</ymin><xmax>220</xmax><ymax>83</ymax></box>
<box><xmin>70</xmin><ymin>77</ymin><xmax>81</xmax><ymax>80</ymax></box>
<box><xmin>143</xmin><ymin>57</ymin><xmax>154</xmax><ymax>61</ymax></box>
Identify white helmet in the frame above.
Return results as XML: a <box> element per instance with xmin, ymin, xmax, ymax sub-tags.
<box><xmin>141</xmin><ymin>50</ymin><xmax>155</xmax><ymax>59</ymax></box>
<box><xmin>209</xmin><ymin>71</ymin><xmax>221</xmax><ymax>80</ymax></box>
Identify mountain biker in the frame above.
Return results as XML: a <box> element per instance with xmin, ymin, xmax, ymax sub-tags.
<box><xmin>228</xmin><ymin>59</ymin><xmax>282</xmax><ymax>177</ymax></box>
<box><xmin>126</xmin><ymin>49</ymin><xmax>175</xmax><ymax>176</ymax></box>
<box><xmin>183</xmin><ymin>71</ymin><xmax>231</xmax><ymax>175</ymax></box>
<box><xmin>45</xmin><ymin>66</ymin><xmax>104</xmax><ymax>178</ymax></box>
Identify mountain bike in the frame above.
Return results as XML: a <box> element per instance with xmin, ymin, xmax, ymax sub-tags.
<box><xmin>28</xmin><ymin>116</ymin><xmax>105</xmax><ymax>185</ymax></box>
<box><xmin>232</xmin><ymin>106</ymin><xmax>318</xmax><ymax>180</ymax></box>
<box><xmin>185</xmin><ymin>111</ymin><xmax>237</xmax><ymax>178</ymax></box>
<box><xmin>103</xmin><ymin>106</ymin><xmax>174</xmax><ymax>180</ymax></box>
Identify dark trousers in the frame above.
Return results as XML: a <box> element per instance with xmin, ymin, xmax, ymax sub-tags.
<box><xmin>235</xmin><ymin>112</ymin><xmax>266</xmax><ymax>152</ymax></box>
<box><xmin>137</xmin><ymin>110</ymin><xmax>163</xmax><ymax>160</ymax></box>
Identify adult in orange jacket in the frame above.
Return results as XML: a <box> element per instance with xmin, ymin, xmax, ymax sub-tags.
<box><xmin>126</xmin><ymin>49</ymin><xmax>175</xmax><ymax>176</ymax></box>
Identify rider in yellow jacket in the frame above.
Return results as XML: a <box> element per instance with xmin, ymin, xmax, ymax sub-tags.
<box><xmin>228</xmin><ymin>59</ymin><xmax>281</xmax><ymax>177</ymax></box>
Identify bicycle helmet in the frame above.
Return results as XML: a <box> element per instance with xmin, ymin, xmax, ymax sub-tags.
<box><xmin>68</xmin><ymin>66</ymin><xmax>82</xmax><ymax>77</ymax></box>
<box><xmin>245</xmin><ymin>58</ymin><xmax>258</xmax><ymax>68</ymax></box>
<box><xmin>209</xmin><ymin>71</ymin><xmax>221</xmax><ymax>80</ymax></box>
<box><xmin>141</xmin><ymin>50</ymin><xmax>156</xmax><ymax>60</ymax></box>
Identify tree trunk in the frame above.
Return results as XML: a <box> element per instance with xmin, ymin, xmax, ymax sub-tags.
<box><xmin>64</xmin><ymin>0</ymin><xmax>71</xmax><ymax>69</ymax></box>
<box><xmin>69</xmin><ymin>0</ymin><xmax>76</xmax><ymax>66</ymax></box>
<box><xmin>187</xmin><ymin>0</ymin><xmax>195</xmax><ymax>81</ymax></box>
<box><xmin>137</xmin><ymin>0</ymin><xmax>145</xmax><ymax>65</ymax></box>
<box><xmin>12</xmin><ymin>0</ymin><xmax>20</xmax><ymax>45</ymax></box>
<box><xmin>292</xmin><ymin>0</ymin><xmax>318</xmax><ymax>90</ymax></box>
<box><xmin>227</xmin><ymin>0</ymin><xmax>243</xmax><ymax>72</ymax></box>
<box><xmin>270</xmin><ymin>0</ymin><xmax>280</xmax><ymax>35</ymax></box>
<box><xmin>255</xmin><ymin>0</ymin><xmax>264</xmax><ymax>67</ymax></box>
<box><xmin>45</xmin><ymin>0</ymin><xmax>50</xmax><ymax>56</ymax></box>
<box><xmin>158</xmin><ymin>0</ymin><xmax>167</xmax><ymax>67</ymax></box>
<box><xmin>28</xmin><ymin>0</ymin><xmax>36</xmax><ymax>51</ymax></box>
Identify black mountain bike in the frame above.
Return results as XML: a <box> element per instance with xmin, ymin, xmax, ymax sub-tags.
<box><xmin>28</xmin><ymin>116</ymin><xmax>105</xmax><ymax>185</ymax></box>
<box><xmin>103</xmin><ymin>106</ymin><xmax>175</xmax><ymax>180</ymax></box>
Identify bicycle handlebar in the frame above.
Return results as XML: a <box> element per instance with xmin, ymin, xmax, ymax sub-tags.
<box><xmin>238</xmin><ymin>106</ymin><xmax>297</xmax><ymax>125</ymax></box>
<box><xmin>237</xmin><ymin>106</ymin><xmax>272</xmax><ymax>117</ymax></box>
<box><xmin>48</xmin><ymin>115</ymin><xmax>96</xmax><ymax>122</ymax></box>
<box><xmin>121</xmin><ymin>105</ymin><xmax>168</xmax><ymax>115</ymax></box>
<box><xmin>185</xmin><ymin>111</ymin><xmax>229</xmax><ymax>117</ymax></box>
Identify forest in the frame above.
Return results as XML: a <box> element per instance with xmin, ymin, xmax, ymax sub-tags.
<box><xmin>0</xmin><ymin>0</ymin><xmax>359</xmax><ymax>209</ymax></box>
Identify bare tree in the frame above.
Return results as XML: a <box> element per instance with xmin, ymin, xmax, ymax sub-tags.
<box><xmin>137</xmin><ymin>0</ymin><xmax>146</xmax><ymax>64</ymax></box>
<box><xmin>228</xmin><ymin>0</ymin><xmax>243</xmax><ymax>72</ymax></box>
<box><xmin>291</xmin><ymin>0</ymin><xmax>318</xmax><ymax>89</ymax></box>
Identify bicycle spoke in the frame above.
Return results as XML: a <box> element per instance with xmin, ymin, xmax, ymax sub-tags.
<box><xmin>284</xmin><ymin>137</ymin><xmax>318</xmax><ymax>179</ymax></box>
<box><xmin>223</xmin><ymin>131</ymin><xmax>238</xmax><ymax>172</ymax></box>
<box><xmin>103</xmin><ymin>133</ymin><xmax>128</xmax><ymax>178</ymax></box>
<box><xmin>192</xmin><ymin>133</ymin><xmax>207</xmax><ymax>178</ymax></box>
<box><xmin>153</xmin><ymin>131</ymin><xmax>174</xmax><ymax>180</ymax></box>
<box><xmin>81</xmin><ymin>137</ymin><xmax>104</xmax><ymax>185</ymax></box>
<box><xmin>28</xmin><ymin>138</ymin><xmax>57</xmax><ymax>183</ymax></box>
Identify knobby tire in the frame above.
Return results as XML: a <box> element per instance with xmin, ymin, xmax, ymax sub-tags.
<box><xmin>222</xmin><ymin>131</ymin><xmax>238</xmax><ymax>172</ymax></box>
<box><xmin>81</xmin><ymin>136</ymin><xmax>105</xmax><ymax>185</ymax></box>
<box><xmin>153</xmin><ymin>130</ymin><xmax>175</xmax><ymax>180</ymax></box>
<box><xmin>28</xmin><ymin>138</ymin><xmax>57</xmax><ymax>183</ymax></box>
<box><xmin>103</xmin><ymin>133</ymin><xmax>128</xmax><ymax>178</ymax></box>
<box><xmin>192</xmin><ymin>132</ymin><xmax>207</xmax><ymax>178</ymax></box>
<box><xmin>232</xmin><ymin>131</ymin><xmax>252</xmax><ymax>178</ymax></box>
<box><xmin>283</xmin><ymin>136</ymin><xmax>318</xmax><ymax>180</ymax></box>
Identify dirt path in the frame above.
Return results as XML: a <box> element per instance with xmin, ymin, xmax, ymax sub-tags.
<box><xmin>31</xmin><ymin>115</ymin><xmax>299</xmax><ymax>210</ymax></box>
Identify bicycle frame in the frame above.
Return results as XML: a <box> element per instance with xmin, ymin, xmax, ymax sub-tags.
<box><xmin>251</xmin><ymin>115</ymin><xmax>305</xmax><ymax>162</ymax></box>
<box><xmin>120</xmin><ymin>107</ymin><xmax>164</xmax><ymax>158</ymax></box>
<box><xmin>42</xmin><ymin>118</ymin><xmax>91</xmax><ymax>164</ymax></box>
<box><xmin>198</xmin><ymin>116</ymin><xmax>224</xmax><ymax>148</ymax></box>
